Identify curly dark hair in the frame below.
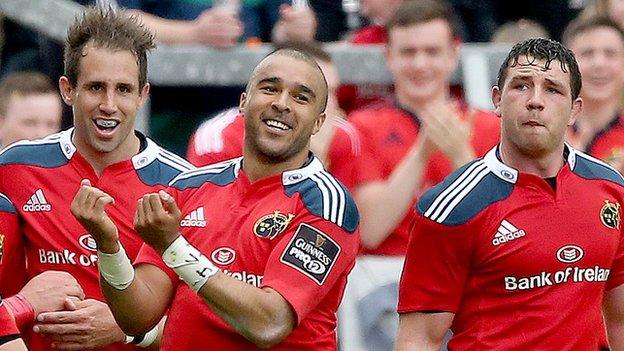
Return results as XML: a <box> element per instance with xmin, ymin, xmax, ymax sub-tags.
<box><xmin>496</xmin><ymin>38</ymin><xmax>582</xmax><ymax>99</ymax></box>
<box><xmin>64</xmin><ymin>6</ymin><xmax>155</xmax><ymax>89</ymax></box>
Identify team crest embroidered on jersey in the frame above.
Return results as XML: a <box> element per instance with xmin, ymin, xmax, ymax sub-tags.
<box><xmin>0</xmin><ymin>233</ymin><xmax>4</xmax><ymax>263</ymax></box>
<box><xmin>253</xmin><ymin>211</ymin><xmax>295</xmax><ymax>240</ymax></box>
<box><xmin>280</xmin><ymin>223</ymin><xmax>340</xmax><ymax>285</ymax></box>
<box><xmin>601</xmin><ymin>200</ymin><xmax>620</xmax><ymax>230</ymax></box>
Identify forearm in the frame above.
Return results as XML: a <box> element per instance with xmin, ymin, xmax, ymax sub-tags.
<box><xmin>126</xmin><ymin>10</ymin><xmax>196</xmax><ymax>44</ymax></box>
<box><xmin>197</xmin><ymin>274</ymin><xmax>294</xmax><ymax>348</ymax></box>
<box><xmin>395</xmin><ymin>312</ymin><xmax>452</xmax><ymax>351</ymax></box>
<box><xmin>357</xmin><ymin>146</ymin><xmax>429</xmax><ymax>249</ymax></box>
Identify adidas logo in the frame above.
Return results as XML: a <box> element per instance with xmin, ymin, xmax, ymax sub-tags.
<box><xmin>180</xmin><ymin>207</ymin><xmax>206</xmax><ymax>227</ymax></box>
<box><xmin>492</xmin><ymin>219</ymin><xmax>525</xmax><ymax>246</ymax></box>
<box><xmin>23</xmin><ymin>189</ymin><xmax>51</xmax><ymax>212</ymax></box>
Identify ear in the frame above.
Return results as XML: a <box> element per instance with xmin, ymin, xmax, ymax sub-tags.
<box><xmin>491</xmin><ymin>86</ymin><xmax>502</xmax><ymax>118</ymax></box>
<box><xmin>59</xmin><ymin>76</ymin><xmax>74</xmax><ymax>106</ymax></box>
<box><xmin>239</xmin><ymin>92</ymin><xmax>247</xmax><ymax>115</ymax></box>
<box><xmin>312</xmin><ymin>112</ymin><xmax>326</xmax><ymax>135</ymax></box>
<box><xmin>138</xmin><ymin>83</ymin><xmax>150</xmax><ymax>107</ymax></box>
<box><xmin>569</xmin><ymin>97</ymin><xmax>583</xmax><ymax>126</ymax></box>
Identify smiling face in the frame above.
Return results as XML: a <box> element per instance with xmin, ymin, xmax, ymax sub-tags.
<box><xmin>240</xmin><ymin>53</ymin><xmax>326</xmax><ymax>164</ymax></box>
<box><xmin>569</xmin><ymin>25</ymin><xmax>624</xmax><ymax>104</ymax></box>
<box><xmin>59</xmin><ymin>44</ymin><xmax>149</xmax><ymax>157</ymax></box>
<box><xmin>386</xmin><ymin>19</ymin><xmax>459</xmax><ymax>105</ymax></box>
<box><xmin>493</xmin><ymin>55</ymin><xmax>582</xmax><ymax>158</ymax></box>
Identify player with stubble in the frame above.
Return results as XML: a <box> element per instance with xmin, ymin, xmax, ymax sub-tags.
<box><xmin>396</xmin><ymin>38</ymin><xmax>624</xmax><ymax>350</ymax></box>
<box><xmin>71</xmin><ymin>48</ymin><xmax>360</xmax><ymax>350</ymax></box>
<box><xmin>0</xmin><ymin>7</ymin><xmax>193</xmax><ymax>351</ymax></box>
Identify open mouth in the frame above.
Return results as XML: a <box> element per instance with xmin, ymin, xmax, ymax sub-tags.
<box><xmin>264</xmin><ymin>119</ymin><xmax>292</xmax><ymax>131</ymax></box>
<box><xmin>93</xmin><ymin>118</ymin><xmax>120</xmax><ymax>135</ymax></box>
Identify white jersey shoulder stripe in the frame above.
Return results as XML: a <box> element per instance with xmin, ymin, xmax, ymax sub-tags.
<box><xmin>169</xmin><ymin>158</ymin><xmax>241</xmax><ymax>185</ymax></box>
<box><xmin>309</xmin><ymin>170</ymin><xmax>347</xmax><ymax>227</ymax></box>
<box><xmin>423</xmin><ymin>160</ymin><xmax>490</xmax><ymax>223</ymax></box>
<box><xmin>193</xmin><ymin>108</ymin><xmax>239</xmax><ymax>155</ymax></box>
<box><xmin>156</xmin><ymin>150</ymin><xmax>194</xmax><ymax>171</ymax></box>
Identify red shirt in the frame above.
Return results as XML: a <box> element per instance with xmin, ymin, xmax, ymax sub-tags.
<box><xmin>586</xmin><ymin>113</ymin><xmax>624</xmax><ymax>168</ymax></box>
<box><xmin>399</xmin><ymin>145</ymin><xmax>624</xmax><ymax>350</ymax></box>
<box><xmin>0</xmin><ymin>129</ymin><xmax>193</xmax><ymax>351</ymax></box>
<box><xmin>135</xmin><ymin>156</ymin><xmax>360</xmax><ymax>350</ymax></box>
<box><xmin>186</xmin><ymin>110</ymin><xmax>362</xmax><ymax>189</ymax></box>
<box><xmin>349</xmin><ymin>102</ymin><xmax>500</xmax><ymax>255</ymax></box>
<box><xmin>350</xmin><ymin>24</ymin><xmax>387</xmax><ymax>45</ymax></box>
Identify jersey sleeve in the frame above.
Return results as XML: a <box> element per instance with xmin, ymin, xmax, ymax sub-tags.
<box><xmin>348</xmin><ymin>114</ymin><xmax>384</xmax><ymax>186</ymax></box>
<box><xmin>397</xmin><ymin>211</ymin><xmax>474</xmax><ymax>314</ymax></box>
<box><xmin>261</xmin><ymin>216</ymin><xmax>360</xmax><ymax>324</ymax></box>
<box><xmin>327</xmin><ymin>124</ymin><xmax>361</xmax><ymax>190</ymax></box>
<box><xmin>607</xmin><ymin>224</ymin><xmax>624</xmax><ymax>290</ymax></box>
<box><xmin>0</xmin><ymin>194</ymin><xmax>26</xmax><ymax>297</ymax></box>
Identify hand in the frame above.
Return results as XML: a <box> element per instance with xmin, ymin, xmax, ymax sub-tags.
<box><xmin>193</xmin><ymin>8</ymin><xmax>243</xmax><ymax>48</ymax></box>
<box><xmin>19</xmin><ymin>271</ymin><xmax>84</xmax><ymax>315</ymax></box>
<box><xmin>272</xmin><ymin>4</ymin><xmax>317</xmax><ymax>43</ymax></box>
<box><xmin>134</xmin><ymin>191</ymin><xmax>182</xmax><ymax>255</ymax></box>
<box><xmin>420</xmin><ymin>101</ymin><xmax>475</xmax><ymax>168</ymax></box>
<box><xmin>70</xmin><ymin>179</ymin><xmax>119</xmax><ymax>253</ymax></box>
<box><xmin>33</xmin><ymin>298</ymin><xmax>126</xmax><ymax>350</ymax></box>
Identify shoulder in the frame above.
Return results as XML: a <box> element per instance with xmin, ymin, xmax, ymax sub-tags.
<box><xmin>134</xmin><ymin>139</ymin><xmax>195</xmax><ymax>186</ymax></box>
<box><xmin>169</xmin><ymin>158</ymin><xmax>241</xmax><ymax>190</ymax></box>
<box><xmin>283</xmin><ymin>158</ymin><xmax>359</xmax><ymax>233</ymax></box>
<box><xmin>0</xmin><ymin>132</ymin><xmax>70</xmax><ymax>168</ymax></box>
<box><xmin>570</xmin><ymin>146</ymin><xmax>624</xmax><ymax>187</ymax></box>
<box><xmin>331</xmin><ymin>118</ymin><xmax>361</xmax><ymax>156</ymax></box>
<box><xmin>348</xmin><ymin>103</ymin><xmax>398</xmax><ymax>124</ymax></box>
<box><xmin>0</xmin><ymin>192</ymin><xmax>16</xmax><ymax>213</ymax></box>
<box><xmin>191</xmin><ymin>108</ymin><xmax>243</xmax><ymax>153</ymax></box>
<box><xmin>417</xmin><ymin>152</ymin><xmax>515</xmax><ymax>226</ymax></box>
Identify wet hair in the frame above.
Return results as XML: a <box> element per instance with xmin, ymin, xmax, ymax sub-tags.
<box><xmin>562</xmin><ymin>15</ymin><xmax>624</xmax><ymax>47</ymax></box>
<box><xmin>0</xmin><ymin>71</ymin><xmax>57</xmax><ymax>116</ymax></box>
<box><xmin>496</xmin><ymin>38</ymin><xmax>582</xmax><ymax>100</ymax></box>
<box><xmin>64</xmin><ymin>6</ymin><xmax>155</xmax><ymax>89</ymax></box>
<box><xmin>386</xmin><ymin>0</ymin><xmax>460</xmax><ymax>40</ymax></box>
<box><xmin>249</xmin><ymin>48</ymin><xmax>329</xmax><ymax>113</ymax></box>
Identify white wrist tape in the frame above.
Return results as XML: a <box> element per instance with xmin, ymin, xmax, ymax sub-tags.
<box><xmin>161</xmin><ymin>235</ymin><xmax>218</xmax><ymax>293</ymax></box>
<box><xmin>124</xmin><ymin>324</ymin><xmax>159</xmax><ymax>347</ymax></box>
<box><xmin>97</xmin><ymin>243</ymin><xmax>135</xmax><ymax>290</ymax></box>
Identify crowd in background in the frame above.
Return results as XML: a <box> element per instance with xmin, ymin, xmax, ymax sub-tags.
<box><xmin>2</xmin><ymin>0</ymin><xmax>624</xmax><ymax>349</ymax></box>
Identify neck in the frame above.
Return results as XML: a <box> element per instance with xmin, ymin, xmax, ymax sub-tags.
<box><xmin>577</xmin><ymin>97</ymin><xmax>621</xmax><ymax>132</ymax></box>
<box><xmin>73</xmin><ymin>133</ymin><xmax>140</xmax><ymax>176</ymax></box>
<box><xmin>499</xmin><ymin>140</ymin><xmax>565</xmax><ymax>178</ymax></box>
<box><xmin>242</xmin><ymin>146</ymin><xmax>310</xmax><ymax>182</ymax></box>
<box><xmin>395</xmin><ymin>88</ymin><xmax>449</xmax><ymax>117</ymax></box>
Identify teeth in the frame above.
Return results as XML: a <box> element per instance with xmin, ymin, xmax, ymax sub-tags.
<box><xmin>95</xmin><ymin>119</ymin><xmax>119</xmax><ymax>129</ymax></box>
<box><xmin>266</xmin><ymin>120</ymin><xmax>290</xmax><ymax>130</ymax></box>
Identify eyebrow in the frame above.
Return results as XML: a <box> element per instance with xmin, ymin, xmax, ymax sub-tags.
<box><xmin>257</xmin><ymin>76</ymin><xmax>317</xmax><ymax>99</ymax></box>
<box><xmin>509</xmin><ymin>74</ymin><xmax>565</xmax><ymax>88</ymax></box>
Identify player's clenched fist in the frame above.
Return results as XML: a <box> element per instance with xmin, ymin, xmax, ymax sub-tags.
<box><xmin>134</xmin><ymin>190</ymin><xmax>182</xmax><ymax>255</ymax></box>
<box><xmin>70</xmin><ymin>179</ymin><xmax>119</xmax><ymax>253</ymax></box>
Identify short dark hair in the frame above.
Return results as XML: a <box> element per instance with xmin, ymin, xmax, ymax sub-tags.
<box><xmin>0</xmin><ymin>71</ymin><xmax>57</xmax><ymax>116</ymax></box>
<box><xmin>562</xmin><ymin>15</ymin><xmax>624</xmax><ymax>47</ymax></box>
<box><xmin>251</xmin><ymin>48</ymin><xmax>329</xmax><ymax>113</ymax></box>
<box><xmin>496</xmin><ymin>38</ymin><xmax>582</xmax><ymax>100</ymax></box>
<box><xmin>273</xmin><ymin>41</ymin><xmax>332</xmax><ymax>64</ymax></box>
<box><xmin>64</xmin><ymin>6</ymin><xmax>155</xmax><ymax>89</ymax></box>
<box><xmin>386</xmin><ymin>0</ymin><xmax>459</xmax><ymax>40</ymax></box>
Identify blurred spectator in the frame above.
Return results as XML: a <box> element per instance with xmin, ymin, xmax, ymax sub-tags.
<box><xmin>563</xmin><ymin>15</ymin><xmax>624</xmax><ymax>173</ymax></box>
<box><xmin>491</xmin><ymin>19</ymin><xmax>550</xmax><ymax>44</ymax></box>
<box><xmin>349</xmin><ymin>0</ymin><xmax>403</xmax><ymax>44</ymax></box>
<box><xmin>0</xmin><ymin>71</ymin><xmax>62</xmax><ymax>148</ymax></box>
<box><xmin>447</xmin><ymin>0</ymin><xmax>497</xmax><ymax>42</ymax></box>
<box><xmin>348</xmin><ymin>0</ymin><xmax>500</xmax><ymax>255</ymax></box>
<box><xmin>186</xmin><ymin>41</ymin><xmax>362</xmax><ymax>189</ymax></box>
<box><xmin>271</xmin><ymin>2</ymin><xmax>317</xmax><ymax>43</ymax></box>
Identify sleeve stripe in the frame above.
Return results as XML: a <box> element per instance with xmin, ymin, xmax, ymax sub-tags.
<box><xmin>169</xmin><ymin>159</ymin><xmax>238</xmax><ymax>186</ymax></box>
<box><xmin>424</xmin><ymin>161</ymin><xmax>489</xmax><ymax>223</ymax></box>
<box><xmin>310</xmin><ymin>171</ymin><xmax>347</xmax><ymax>227</ymax></box>
<box><xmin>158</xmin><ymin>149</ymin><xmax>194</xmax><ymax>169</ymax></box>
<box><xmin>156</xmin><ymin>152</ymin><xmax>193</xmax><ymax>172</ymax></box>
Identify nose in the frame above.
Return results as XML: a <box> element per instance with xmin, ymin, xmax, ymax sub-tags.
<box><xmin>410</xmin><ymin>51</ymin><xmax>428</xmax><ymax>70</ymax></box>
<box><xmin>527</xmin><ymin>88</ymin><xmax>545</xmax><ymax>111</ymax></box>
<box><xmin>271</xmin><ymin>91</ymin><xmax>291</xmax><ymax>113</ymax></box>
<box><xmin>99</xmin><ymin>89</ymin><xmax>118</xmax><ymax>115</ymax></box>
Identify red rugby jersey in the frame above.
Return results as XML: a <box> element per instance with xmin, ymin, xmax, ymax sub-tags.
<box><xmin>399</xmin><ymin>145</ymin><xmax>624</xmax><ymax>350</ymax></box>
<box><xmin>585</xmin><ymin>113</ymin><xmax>624</xmax><ymax>169</ymax></box>
<box><xmin>186</xmin><ymin>109</ymin><xmax>361</xmax><ymax>189</ymax></box>
<box><xmin>349</xmin><ymin>102</ymin><xmax>500</xmax><ymax>255</ymax></box>
<box><xmin>0</xmin><ymin>129</ymin><xmax>193</xmax><ymax>351</ymax></box>
<box><xmin>135</xmin><ymin>156</ymin><xmax>360</xmax><ymax>350</ymax></box>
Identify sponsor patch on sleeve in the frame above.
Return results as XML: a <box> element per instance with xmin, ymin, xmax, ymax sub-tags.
<box><xmin>279</xmin><ymin>223</ymin><xmax>341</xmax><ymax>285</ymax></box>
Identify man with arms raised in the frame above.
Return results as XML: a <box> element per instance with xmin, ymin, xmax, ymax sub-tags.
<box><xmin>0</xmin><ymin>7</ymin><xmax>192</xmax><ymax>350</ymax></box>
<box><xmin>396</xmin><ymin>38</ymin><xmax>624</xmax><ymax>350</ymax></box>
<box><xmin>72</xmin><ymin>48</ymin><xmax>360</xmax><ymax>350</ymax></box>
